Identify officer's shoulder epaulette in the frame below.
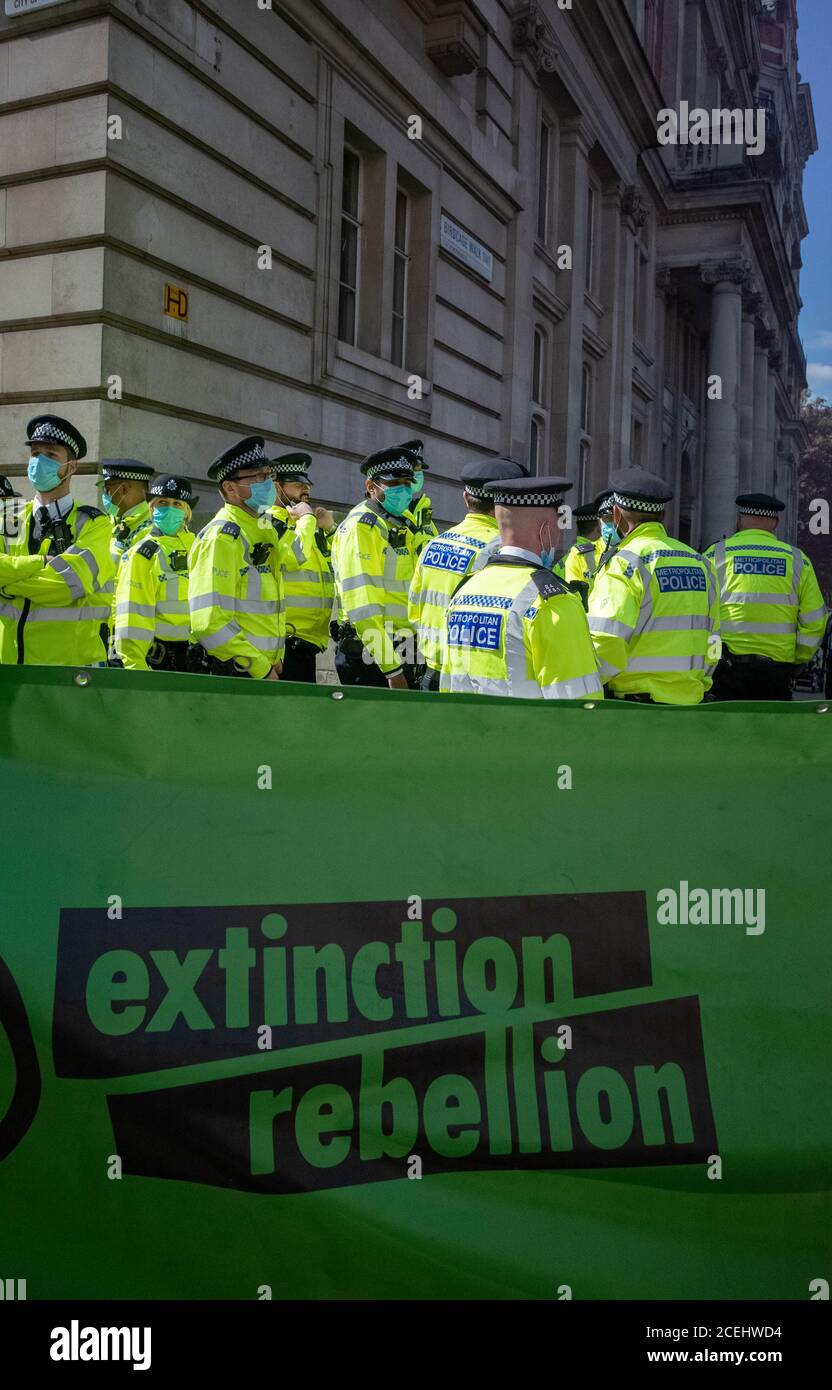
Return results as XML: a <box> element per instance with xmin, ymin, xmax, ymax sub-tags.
<box><xmin>220</xmin><ymin>521</ymin><xmax>241</xmax><ymax>539</ymax></box>
<box><xmin>357</xmin><ymin>510</ymin><xmax>380</xmax><ymax>529</ymax></box>
<box><xmin>270</xmin><ymin>516</ymin><xmax>288</xmax><ymax>539</ymax></box>
<box><xmin>530</xmin><ymin>568</ymin><xmax>572</xmax><ymax>601</ymax></box>
<box><xmin>74</xmin><ymin>504</ymin><xmax>104</xmax><ymax>527</ymax></box>
<box><xmin>136</xmin><ymin>539</ymin><xmax>160</xmax><ymax>560</ymax></box>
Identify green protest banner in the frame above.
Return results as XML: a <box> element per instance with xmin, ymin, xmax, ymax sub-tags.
<box><xmin>0</xmin><ymin>666</ymin><xmax>829</xmax><ymax>1300</ymax></box>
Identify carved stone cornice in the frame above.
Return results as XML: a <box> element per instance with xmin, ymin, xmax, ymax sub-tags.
<box><xmin>621</xmin><ymin>184</ymin><xmax>649</xmax><ymax>229</ymax></box>
<box><xmin>700</xmin><ymin>258</ymin><xmax>753</xmax><ymax>288</ymax></box>
<box><xmin>512</xmin><ymin>3</ymin><xmax>558</xmax><ymax>74</ymax></box>
<box><xmin>756</xmin><ymin>325</ymin><xmax>777</xmax><ymax>351</ymax></box>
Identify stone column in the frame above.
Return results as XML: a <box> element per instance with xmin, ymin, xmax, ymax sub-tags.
<box><xmin>652</xmin><ymin>267</ymin><xmax>676</xmax><ymax>474</ymax></box>
<box><xmin>550</xmin><ymin>117</ymin><xmax>595</xmax><ymax>479</ymax></box>
<box><xmin>739</xmin><ymin>284</ymin><xmax>761</xmax><ymax>493</ymax></box>
<box><xmin>753</xmin><ymin>325</ymin><xmax>774</xmax><ymax>493</ymax></box>
<box><xmin>700</xmin><ymin>259</ymin><xmax>749</xmax><ymax>544</ymax></box>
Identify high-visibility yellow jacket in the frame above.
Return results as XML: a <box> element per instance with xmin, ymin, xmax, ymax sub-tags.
<box><xmin>440</xmin><ymin>549</ymin><xmax>603</xmax><ymax>699</ymax></box>
<box><xmin>188</xmin><ymin>503</ymin><xmax>315</xmax><ymax>678</ymax></box>
<box><xmin>563</xmin><ymin>534</ymin><xmax>599</xmax><ymax>586</ymax></box>
<box><xmin>114</xmin><ymin>526</ymin><xmax>195</xmax><ymax>670</ymax></box>
<box><xmin>110</xmin><ymin>502</ymin><xmax>152</xmax><ymax>566</ymax></box>
<box><xmin>0</xmin><ymin>499</ymin><xmax>115</xmax><ymax>666</ymax></box>
<box><xmin>408</xmin><ymin>510</ymin><xmax>501</xmax><ymax>672</ymax></box>
<box><xmin>587</xmin><ymin>522</ymin><xmax>719</xmax><ymax>705</ymax></box>
<box><xmin>330</xmin><ymin>498</ymin><xmax>418</xmax><ymax>674</ymax></box>
<box><xmin>1</xmin><ymin>499</ymin><xmax>25</xmax><ymax>553</ymax></box>
<box><xmin>704</xmin><ymin>529</ymin><xmax>827</xmax><ymax>664</ymax></box>
<box><xmin>269</xmin><ymin>504</ymin><xmax>335</xmax><ymax>651</ymax></box>
<box><xmin>410</xmin><ymin>492</ymin><xmax>439</xmax><ymax>554</ymax></box>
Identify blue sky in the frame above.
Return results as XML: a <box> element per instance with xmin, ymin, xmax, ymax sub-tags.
<box><xmin>797</xmin><ymin>0</ymin><xmax>832</xmax><ymax>399</ymax></box>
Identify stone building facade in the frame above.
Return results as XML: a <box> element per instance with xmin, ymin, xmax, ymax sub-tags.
<box><xmin>0</xmin><ymin>0</ymin><xmax>816</xmax><ymax>547</ymax></box>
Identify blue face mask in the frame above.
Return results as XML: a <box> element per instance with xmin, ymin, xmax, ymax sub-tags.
<box><xmin>601</xmin><ymin>520</ymin><xmax>621</xmax><ymax>547</ymax></box>
<box><xmin>100</xmin><ymin>491</ymin><xmax>119</xmax><ymax>518</ymax></box>
<box><xmin>541</xmin><ymin>547</ymin><xmax>557</xmax><ymax>570</ymax></box>
<box><xmin>380</xmin><ymin>484</ymin><xmax>412</xmax><ymax>517</ymax></box>
<box><xmin>27</xmin><ymin>453</ymin><xmax>64</xmax><ymax>493</ymax></box>
<box><xmin>153</xmin><ymin>505</ymin><xmax>185</xmax><ymax>536</ymax></box>
<box><xmin>411</xmin><ymin>469</ymin><xmax>424</xmax><ymax>493</ymax></box>
<box><xmin>246</xmin><ymin>479</ymin><xmax>276</xmax><ymax>512</ymax></box>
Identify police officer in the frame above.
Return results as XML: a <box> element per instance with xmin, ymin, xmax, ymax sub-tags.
<box><xmin>595</xmin><ymin>491</ymin><xmax>620</xmax><ymax>572</ymax></box>
<box><xmin>114</xmin><ymin>475</ymin><xmax>198</xmax><ymax>672</ymax></box>
<box><xmin>269</xmin><ymin>451</ymin><xmax>335</xmax><ymax>683</ymax></box>
<box><xmin>409</xmin><ymin>456</ymin><xmax>527</xmax><ymax>690</ymax></box>
<box><xmin>0</xmin><ymin>415</ymin><xmax>114</xmax><ymax>666</ymax></box>
<box><xmin>330</xmin><ymin>445</ymin><xmax>419</xmax><ymax>689</ymax></box>
<box><xmin>586</xmin><ymin>468</ymin><xmax>719</xmax><ymax>705</ymax></box>
<box><xmin>441</xmin><ymin>476</ymin><xmax>602</xmax><ymax>700</ymax></box>
<box><xmin>563</xmin><ymin>500</ymin><xmax>603</xmax><ymax>588</ymax></box>
<box><xmin>99</xmin><ymin>459</ymin><xmax>155</xmax><ymax>563</ymax></box>
<box><xmin>188</xmin><ymin>436</ymin><xmax>315</xmax><ymax>679</ymax></box>
<box><xmin>705</xmin><ymin>493</ymin><xmax>828</xmax><ymax>701</ymax></box>
<box><xmin>401</xmin><ymin>439</ymin><xmax>438</xmax><ymax>554</ymax></box>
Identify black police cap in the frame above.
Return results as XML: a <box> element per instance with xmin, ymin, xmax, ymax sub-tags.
<box><xmin>207</xmin><ymin>436</ymin><xmax>268</xmax><ymax>484</ymax></box>
<box><xmin>0</xmin><ymin>475</ymin><xmax>20</xmax><ymax>499</ymax></box>
<box><xmin>149</xmin><ymin>475</ymin><xmax>199</xmax><ymax>505</ymax></box>
<box><xmin>100</xmin><ymin>458</ymin><xmax>155</xmax><ymax>483</ymax></box>
<box><xmin>460</xmin><ymin>457</ymin><xmax>527</xmax><ymax>499</ymax></box>
<box><xmin>271</xmin><ymin>452</ymin><xmax>312</xmax><ymax>480</ymax></box>
<box><xmin>608</xmin><ymin>468</ymin><xmax>673</xmax><ymax>513</ymax></box>
<box><xmin>399</xmin><ymin>439</ymin><xmax>426</xmax><ymax>469</ymax></box>
<box><xmin>483</xmin><ymin>474</ymin><xmax>573</xmax><ymax>507</ymax></box>
<box><xmin>360</xmin><ymin>446</ymin><xmax>416</xmax><ymax>482</ymax></box>
<box><xmin>574</xmin><ymin>502</ymin><xmax>601</xmax><ymax>523</ymax></box>
<box><xmin>735</xmin><ymin>493</ymin><xmax>785</xmax><ymax>517</ymax></box>
<box><xmin>25</xmin><ymin>414</ymin><xmax>87</xmax><ymax>461</ymax></box>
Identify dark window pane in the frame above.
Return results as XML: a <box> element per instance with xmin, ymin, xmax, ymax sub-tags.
<box><xmin>338</xmin><ymin>287</ymin><xmax>356</xmax><ymax>344</ymax></box>
<box><xmin>340</xmin><ymin>220</ymin><xmax>358</xmax><ymax>290</ymax></box>
<box><xmin>395</xmin><ymin>189</ymin><xmax>408</xmax><ymax>250</ymax></box>
<box><xmin>533</xmin><ymin>331</ymin><xmax>543</xmax><ymax>403</ymax></box>
<box><xmin>392</xmin><ymin>314</ymin><xmax>404</xmax><ymax>368</ymax></box>
<box><xmin>537</xmin><ymin>123</ymin><xmax>549</xmax><ymax>242</ymax></box>
<box><xmin>393</xmin><ymin>255</ymin><xmax>406</xmax><ymax>316</ymax></box>
<box><xmin>342</xmin><ymin>150</ymin><xmax>360</xmax><ymax>217</ymax></box>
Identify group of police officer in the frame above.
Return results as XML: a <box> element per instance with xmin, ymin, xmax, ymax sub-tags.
<box><xmin>0</xmin><ymin>412</ymin><xmax>826</xmax><ymax>703</ymax></box>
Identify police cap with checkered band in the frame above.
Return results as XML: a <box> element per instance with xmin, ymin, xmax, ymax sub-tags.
<box><xmin>100</xmin><ymin>458</ymin><xmax>155</xmax><ymax>484</ymax></box>
<box><xmin>0</xmin><ymin>475</ymin><xmax>20</xmax><ymax>499</ymax></box>
<box><xmin>399</xmin><ymin>439</ymin><xmax>427</xmax><ymax>471</ymax></box>
<box><xmin>482</xmin><ymin>475</ymin><xmax>573</xmax><ymax>507</ymax></box>
<box><xmin>574</xmin><ymin>500</ymin><xmax>602</xmax><ymax>524</ymax></box>
<box><xmin>608</xmin><ymin>468</ymin><xmax>673</xmax><ymax>513</ymax></box>
<box><xmin>735</xmin><ymin>493</ymin><xmax>785</xmax><ymax>518</ymax></box>
<box><xmin>25</xmin><ymin>414</ymin><xmax>87</xmax><ymax>461</ymax></box>
<box><xmin>460</xmin><ymin>457</ymin><xmax>528</xmax><ymax>500</ymax></box>
<box><xmin>360</xmin><ymin>446</ymin><xmax>416</xmax><ymax>482</ymax></box>
<box><xmin>207</xmin><ymin>436</ymin><xmax>268</xmax><ymax>484</ymax></box>
<box><xmin>271</xmin><ymin>451</ymin><xmax>312</xmax><ymax>481</ymax></box>
<box><xmin>150</xmin><ymin>475</ymin><xmax>199</xmax><ymax>505</ymax></box>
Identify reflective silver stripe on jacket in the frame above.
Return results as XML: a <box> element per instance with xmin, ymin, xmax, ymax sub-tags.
<box><xmin>46</xmin><ymin>555</ymin><xmax>86</xmax><ymax>600</ymax></box>
<box><xmin>28</xmin><ymin>605</ymin><xmax>111</xmax><ymax>623</ymax></box>
<box><xmin>627</xmin><ymin>654</ymin><xmax>706</xmax><ymax>672</ymax></box>
<box><xmin>199</xmin><ymin>620</ymin><xmax>242</xmax><ymax>650</ymax></box>
<box><xmin>721</xmin><ymin>620</ymin><xmax>795</xmax><ymax>636</ymax></box>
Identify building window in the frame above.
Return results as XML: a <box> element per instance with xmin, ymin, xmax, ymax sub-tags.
<box><xmin>338</xmin><ymin>147</ymin><xmax>361</xmax><ymax>345</ymax></box>
<box><xmin>585</xmin><ymin>182</ymin><xmax>598</xmax><ymax>293</ymax></box>
<box><xmin>578</xmin><ymin>440</ymin><xmax>591</xmax><ymax>503</ymax></box>
<box><xmin>537</xmin><ymin>120</ymin><xmax>551</xmax><ymax>244</ymax></box>
<box><xmin>530</xmin><ymin>415</ymin><xmax>544</xmax><ymax>475</ymax></box>
<box><xmin>581</xmin><ymin>363</ymin><xmax>592</xmax><ymax>435</ymax></box>
<box><xmin>631</xmin><ymin>417</ymin><xmax>644</xmax><ymax>467</ymax></box>
<box><xmin>391</xmin><ymin>187</ymin><xmax>410</xmax><ymax>368</ymax></box>
<box><xmin>532</xmin><ymin>328</ymin><xmax>546</xmax><ymax>407</ymax></box>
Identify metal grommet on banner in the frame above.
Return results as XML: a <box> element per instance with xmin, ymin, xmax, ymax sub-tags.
<box><xmin>332</xmin><ymin>691</ymin><xmax>345</xmax><ymax>700</ymax></box>
<box><xmin>73</xmin><ymin>672</ymin><xmax>90</xmax><ymax>688</ymax></box>
<box><xmin>583</xmin><ymin>702</ymin><xmax>596</xmax><ymax>710</ymax></box>
<box><xmin>817</xmin><ymin>705</ymin><xmax>829</xmax><ymax>714</ymax></box>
